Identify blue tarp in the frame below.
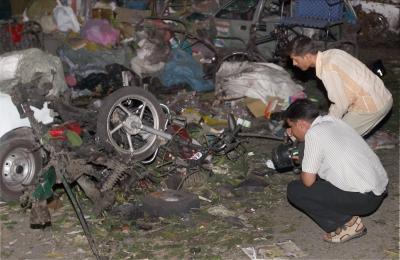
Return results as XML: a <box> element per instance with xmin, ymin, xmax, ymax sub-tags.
<box><xmin>159</xmin><ymin>49</ymin><xmax>214</xmax><ymax>92</ymax></box>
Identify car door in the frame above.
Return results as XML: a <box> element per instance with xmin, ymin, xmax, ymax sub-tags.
<box><xmin>213</xmin><ymin>0</ymin><xmax>265</xmax><ymax>49</ymax></box>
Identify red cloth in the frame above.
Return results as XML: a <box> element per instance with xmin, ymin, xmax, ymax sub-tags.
<box><xmin>8</xmin><ymin>23</ymin><xmax>24</xmax><ymax>43</ymax></box>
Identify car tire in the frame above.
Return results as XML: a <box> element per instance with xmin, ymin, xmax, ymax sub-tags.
<box><xmin>0</xmin><ymin>128</ymin><xmax>42</xmax><ymax>202</ymax></box>
<box><xmin>143</xmin><ymin>190</ymin><xmax>200</xmax><ymax>217</ymax></box>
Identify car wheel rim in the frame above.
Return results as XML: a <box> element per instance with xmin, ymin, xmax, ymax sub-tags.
<box><xmin>2</xmin><ymin>148</ymin><xmax>36</xmax><ymax>192</ymax></box>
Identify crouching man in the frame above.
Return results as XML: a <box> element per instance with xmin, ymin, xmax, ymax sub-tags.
<box><xmin>285</xmin><ymin>99</ymin><xmax>388</xmax><ymax>243</ymax></box>
<box><xmin>288</xmin><ymin>36</ymin><xmax>393</xmax><ymax>136</ymax></box>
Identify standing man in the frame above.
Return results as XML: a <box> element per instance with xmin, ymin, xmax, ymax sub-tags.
<box><xmin>285</xmin><ymin>99</ymin><xmax>388</xmax><ymax>243</ymax></box>
<box><xmin>287</xmin><ymin>35</ymin><xmax>392</xmax><ymax>136</ymax></box>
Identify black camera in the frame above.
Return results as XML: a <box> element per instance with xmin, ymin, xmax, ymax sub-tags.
<box><xmin>271</xmin><ymin>141</ymin><xmax>302</xmax><ymax>173</ymax></box>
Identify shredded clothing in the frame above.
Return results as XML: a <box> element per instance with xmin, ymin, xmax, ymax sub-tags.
<box><xmin>302</xmin><ymin>115</ymin><xmax>388</xmax><ymax>196</ymax></box>
<box><xmin>315</xmin><ymin>49</ymin><xmax>392</xmax><ymax>134</ymax></box>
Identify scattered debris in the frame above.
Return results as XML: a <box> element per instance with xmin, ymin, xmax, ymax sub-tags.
<box><xmin>109</xmin><ymin>203</ymin><xmax>144</xmax><ymax>221</ymax></box>
<box><xmin>198</xmin><ymin>195</ymin><xmax>212</xmax><ymax>202</ymax></box>
<box><xmin>241</xmin><ymin>240</ymin><xmax>307</xmax><ymax>259</ymax></box>
<box><xmin>207</xmin><ymin>205</ymin><xmax>236</xmax><ymax>218</ymax></box>
<box><xmin>130</xmin><ymin>37</ymin><xmax>169</xmax><ymax>77</ymax></box>
<box><xmin>236</xmin><ymin>174</ymin><xmax>269</xmax><ymax>192</ymax></box>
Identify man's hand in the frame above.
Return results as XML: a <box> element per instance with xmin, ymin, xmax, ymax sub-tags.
<box><xmin>300</xmin><ymin>171</ymin><xmax>316</xmax><ymax>187</ymax></box>
<box><xmin>286</xmin><ymin>128</ymin><xmax>297</xmax><ymax>142</ymax></box>
<box><xmin>291</xmin><ymin>155</ymin><xmax>300</xmax><ymax>165</ymax></box>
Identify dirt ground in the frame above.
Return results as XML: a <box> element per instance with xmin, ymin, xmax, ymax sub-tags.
<box><xmin>1</xmin><ymin>42</ymin><xmax>399</xmax><ymax>259</ymax></box>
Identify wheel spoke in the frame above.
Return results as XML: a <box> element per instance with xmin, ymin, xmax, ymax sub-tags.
<box><xmin>139</xmin><ymin>101</ymin><xmax>147</xmax><ymax>119</ymax></box>
<box><xmin>117</xmin><ymin>103</ymin><xmax>132</xmax><ymax>116</ymax></box>
<box><xmin>126</xmin><ymin>132</ymin><xmax>134</xmax><ymax>153</ymax></box>
<box><xmin>110</xmin><ymin>123</ymin><xmax>124</xmax><ymax>135</ymax></box>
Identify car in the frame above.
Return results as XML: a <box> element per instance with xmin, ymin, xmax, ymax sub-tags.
<box><xmin>0</xmin><ymin>92</ymin><xmax>53</xmax><ymax>202</ymax></box>
<box><xmin>0</xmin><ymin>49</ymin><xmax>55</xmax><ymax>202</ymax></box>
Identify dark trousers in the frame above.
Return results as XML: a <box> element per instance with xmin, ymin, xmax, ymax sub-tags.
<box><xmin>287</xmin><ymin>179</ymin><xmax>386</xmax><ymax>232</ymax></box>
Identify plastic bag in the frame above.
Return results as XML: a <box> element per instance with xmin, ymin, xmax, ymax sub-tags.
<box><xmin>80</xmin><ymin>19</ymin><xmax>119</xmax><ymax>46</ymax></box>
<box><xmin>159</xmin><ymin>49</ymin><xmax>214</xmax><ymax>92</ymax></box>
<box><xmin>53</xmin><ymin>0</ymin><xmax>80</xmax><ymax>33</ymax></box>
<box><xmin>215</xmin><ymin>61</ymin><xmax>303</xmax><ymax>101</ymax></box>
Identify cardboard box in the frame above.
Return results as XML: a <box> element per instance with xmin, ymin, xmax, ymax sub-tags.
<box><xmin>265</xmin><ymin>96</ymin><xmax>284</xmax><ymax>119</ymax></box>
<box><xmin>245</xmin><ymin>98</ymin><xmax>267</xmax><ymax>118</ymax></box>
<box><xmin>92</xmin><ymin>8</ymin><xmax>115</xmax><ymax>21</ymax></box>
<box><xmin>245</xmin><ymin>96</ymin><xmax>284</xmax><ymax>118</ymax></box>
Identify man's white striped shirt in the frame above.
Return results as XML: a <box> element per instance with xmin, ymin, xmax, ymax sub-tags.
<box><xmin>302</xmin><ymin>115</ymin><xmax>388</xmax><ymax>195</ymax></box>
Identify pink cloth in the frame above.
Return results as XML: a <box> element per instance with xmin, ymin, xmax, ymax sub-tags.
<box><xmin>65</xmin><ymin>74</ymin><xmax>77</xmax><ymax>87</ymax></box>
<box><xmin>81</xmin><ymin>19</ymin><xmax>119</xmax><ymax>46</ymax></box>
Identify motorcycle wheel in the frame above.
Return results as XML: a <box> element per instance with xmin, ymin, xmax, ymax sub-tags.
<box><xmin>96</xmin><ymin>87</ymin><xmax>166</xmax><ymax>161</ymax></box>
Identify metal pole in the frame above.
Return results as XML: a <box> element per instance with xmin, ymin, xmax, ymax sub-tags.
<box><xmin>61</xmin><ymin>174</ymin><xmax>101</xmax><ymax>260</ymax></box>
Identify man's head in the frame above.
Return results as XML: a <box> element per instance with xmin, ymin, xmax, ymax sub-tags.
<box><xmin>287</xmin><ymin>36</ymin><xmax>320</xmax><ymax>71</ymax></box>
<box><xmin>284</xmin><ymin>99</ymin><xmax>320</xmax><ymax>141</ymax></box>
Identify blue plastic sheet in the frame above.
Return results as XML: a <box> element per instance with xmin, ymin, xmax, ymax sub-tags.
<box><xmin>126</xmin><ymin>0</ymin><xmax>149</xmax><ymax>10</ymax></box>
<box><xmin>159</xmin><ymin>49</ymin><xmax>214</xmax><ymax>92</ymax></box>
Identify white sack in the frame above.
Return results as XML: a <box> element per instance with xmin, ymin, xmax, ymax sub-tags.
<box><xmin>53</xmin><ymin>0</ymin><xmax>80</xmax><ymax>33</ymax></box>
<box><xmin>0</xmin><ymin>54</ymin><xmax>22</xmax><ymax>81</ymax></box>
<box><xmin>215</xmin><ymin>61</ymin><xmax>303</xmax><ymax>101</ymax></box>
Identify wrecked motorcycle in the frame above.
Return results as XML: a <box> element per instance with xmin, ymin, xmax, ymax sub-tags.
<box><xmin>6</xmin><ymin>79</ymin><xmax>246</xmax><ymax>258</ymax></box>
<box><xmin>8</xmin><ymin>79</ymin><xmax>244</xmax><ymax>213</ymax></box>
<box><xmin>96</xmin><ymin>86</ymin><xmax>245</xmax><ymax>188</ymax></box>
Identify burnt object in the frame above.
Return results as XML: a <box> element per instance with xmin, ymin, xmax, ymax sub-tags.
<box><xmin>75</xmin><ymin>64</ymin><xmax>137</xmax><ymax>95</ymax></box>
<box><xmin>143</xmin><ymin>190</ymin><xmax>200</xmax><ymax>217</ymax></box>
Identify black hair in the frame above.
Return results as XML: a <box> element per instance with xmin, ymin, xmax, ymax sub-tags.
<box><xmin>287</xmin><ymin>35</ymin><xmax>321</xmax><ymax>56</ymax></box>
<box><xmin>284</xmin><ymin>98</ymin><xmax>321</xmax><ymax>123</ymax></box>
